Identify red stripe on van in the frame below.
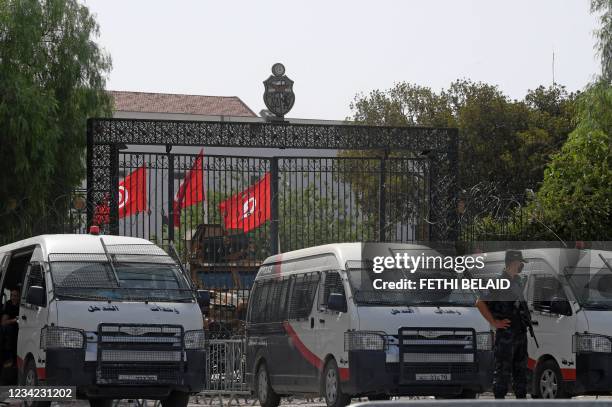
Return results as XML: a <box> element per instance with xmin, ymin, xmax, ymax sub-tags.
<box><xmin>282</xmin><ymin>321</ymin><xmax>350</xmax><ymax>381</ymax></box>
<box><xmin>527</xmin><ymin>357</ymin><xmax>537</xmax><ymax>370</ymax></box>
<box><xmin>528</xmin><ymin>357</ymin><xmax>576</xmax><ymax>381</ymax></box>
<box><xmin>561</xmin><ymin>368</ymin><xmax>576</xmax><ymax>381</ymax></box>
<box><xmin>283</xmin><ymin>321</ymin><xmax>323</xmax><ymax>370</ymax></box>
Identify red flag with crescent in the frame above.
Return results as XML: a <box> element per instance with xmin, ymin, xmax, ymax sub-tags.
<box><xmin>173</xmin><ymin>149</ymin><xmax>205</xmax><ymax>227</ymax></box>
<box><xmin>118</xmin><ymin>165</ymin><xmax>147</xmax><ymax>218</ymax></box>
<box><xmin>219</xmin><ymin>173</ymin><xmax>271</xmax><ymax>232</ymax></box>
<box><xmin>93</xmin><ymin>165</ymin><xmax>147</xmax><ymax>225</ymax></box>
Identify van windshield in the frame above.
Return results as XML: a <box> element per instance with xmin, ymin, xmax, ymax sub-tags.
<box><xmin>565</xmin><ymin>260</ymin><xmax>612</xmax><ymax>310</ymax></box>
<box><xmin>49</xmin><ymin>260</ymin><xmax>194</xmax><ymax>302</ymax></box>
<box><xmin>347</xmin><ymin>266</ymin><xmax>476</xmax><ymax>306</ymax></box>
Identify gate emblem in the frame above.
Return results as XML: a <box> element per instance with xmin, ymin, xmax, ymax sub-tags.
<box><xmin>263</xmin><ymin>63</ymin><xmax>295</xmax><ymax>119</ymax></box>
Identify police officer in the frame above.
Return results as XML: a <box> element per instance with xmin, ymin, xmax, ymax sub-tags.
<box><xmin>475</xmin><ymin>250</ymin><xmax>528</xmax><ymax>399</ymax></box>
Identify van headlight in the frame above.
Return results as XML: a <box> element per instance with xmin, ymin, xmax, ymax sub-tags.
<box><xmin>344</xmin><ymin>331</ymin><xmax>386</xmax><ymax>351</ymax></box>
<box><xmin>184</xmin><ymin>330</ymin><xmax>206</xmax><ymax>349</ymax></box>
<box><xmin>476</xmin><ymin>331</ymin><xmax>493</xmax><ymax>351</ymax></box>
<box><xmin>573</xmin><ymin>334</ymin><xmax>612</xmax><ymax>353</ymax></box>
<box><xmin>40</xmin><ymin>326</ymin><xmax>85</xmax><ymax>350</ymax></box>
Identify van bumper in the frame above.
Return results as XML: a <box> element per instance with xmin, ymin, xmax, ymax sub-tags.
<box><xmin>573</xmin><ymin>353</ymin><xmax>612</xmax><ymax>395</ymax></box>
<box><xmin>343</xmin><ymin>350</ymin><xmax>493</xmax><ymax>397</ymax></box>
<box><xmin>44</xmin><ymin>349</ymin><xmax>206</xmax><ymax>399</ymax></box>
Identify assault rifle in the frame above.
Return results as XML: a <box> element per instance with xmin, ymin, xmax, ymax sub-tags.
<box><xmin>519</xmin><ymin>300</ymin><xmax>539</xmax><ymax>348</ymax></box>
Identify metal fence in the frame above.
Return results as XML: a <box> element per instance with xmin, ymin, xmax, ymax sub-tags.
<box><xmin>194</xmin><ymin>339</ymin><xmax>250</xmax><ymax>405</ymax></box>
<box><xmin>0</xmin><ymin>188</ymin><xmax>88</xmax><ymax>246</ymax></box>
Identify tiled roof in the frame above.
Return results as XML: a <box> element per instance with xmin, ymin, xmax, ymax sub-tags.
<box><xmin>110</xmin><ymin>91</ymin><xmax>257</xmax><ymax>117</ymax></box>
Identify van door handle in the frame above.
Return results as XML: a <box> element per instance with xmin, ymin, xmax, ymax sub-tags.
<box><xmin>531</xmin><ymin>320</ymin><xmax>539</xmax><ymax>326</ymax></box>
<box><xmin>20</xmin><ymin>315</ymin><xmax>26</xmax><ymax>321</ymax></box>
<box><xmin>310</xmin><ymin>317</ymin><xmax>314</xmax><ymax>329</ymax></box>
<box><xmin>319</xmin><ymin>319</ymin><xmax>326</xmax><ymax>324</ymax></box>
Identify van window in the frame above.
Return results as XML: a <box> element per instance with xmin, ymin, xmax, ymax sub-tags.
<box><xmin>320</xmin><ymin>272</ymin><xmax>345</xmax><ymax>308</ymax></box>
<box><xmin>24</xmin><ymin>263</ymin><xmax>46</xmax><ymax>305</ymax></box>
<box><xmin>249</xmin><ymin>277</ymin><xmax>291</xmax><ymax>323</ymax></box>
<box><xmin>288</xmin><ymin>273</ymin><xmax>320</xmax><ymax>320</ymax></box>
<box><xmin>533</xmin><ymin>274</ymin><xmax>567</xmax><ymax>313</ymax></box>
<box><xmin>249</xmin><ymin>281</ymin><xmax>268</xmax><ymax>323</ymax></box>
<box><xmin>26</xmin><ymin>264</ymin><xmax>44</xmax><ymax>287</ymax></box>
<box><xmin>565</xmin><ymin>261</ymin><xmax>612</xmax><ymax>310</ymax></box>
<box><xmin>48</xmin><ymin>258</ymin><xmax>192</xmax><ymax>302</ymax></box>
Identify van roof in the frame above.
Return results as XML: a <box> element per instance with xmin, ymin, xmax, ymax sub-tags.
<box><xmin>261</xmin><ymin>242</ymin><xmax>436</xmax><ymax>270</ymax></box>
<box><xmin>0</xmin><ymin>234</ymin><xmax>156</xmax><ymax>258</ymax></box>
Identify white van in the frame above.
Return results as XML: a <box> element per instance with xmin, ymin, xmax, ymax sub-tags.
<box><xmin>480</xmin><ymin>247</ymin><xmax>612</xmax><ymax>399</ymax></box>
<box><xmin>245</xmin><ymin>243</ymin><xmax>494</xmax><ymax>407</ymax></box>
<box><xmin>0</xmin><ymin>233</ymin><xmax>206</xmax><ymax>407</ymax></box>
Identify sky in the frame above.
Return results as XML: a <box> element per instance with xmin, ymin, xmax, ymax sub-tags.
<box><xmin>83</xmin><ymin>0</ymin><xmax>600</xmax><ymax>120</ymax></box>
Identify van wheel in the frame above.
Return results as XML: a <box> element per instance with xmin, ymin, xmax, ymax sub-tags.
<box><xmin>256</xmin><ymin>362</ymin><xmax>280</xmax><ymax>407</ymax></box>
<box><xmin>21</xmin><ymin>359</ymin><xmax>50</xmax><ymax>407</ymax></box>
<box><xmin>534</xmin><ymin>359</ymin><xmax>567</xmax><ymax>399</ymax></box>
<box><xmin>89</xmin><ymin>400</ymin><xmax>114</xmax><ymax>407</ymax></box>
<box><xmin>161</xmin><ymin>391</ymin><xmax>190</xmax><ymax>407</ymax></box>
<box><xmin>323</xmin><ymin>359</ymin><xmax>350</xmax><ymax>407</ymax></box>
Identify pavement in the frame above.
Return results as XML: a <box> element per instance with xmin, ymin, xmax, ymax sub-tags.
<box><xmin>1</xmin><ymin>395</ymin><xmax>612</xmax><ymax>406</ymax></box>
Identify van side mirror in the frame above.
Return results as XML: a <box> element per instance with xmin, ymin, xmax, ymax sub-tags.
<box><xmin>26</xmin><ymin>286</ymin><xmax>46</xmax><ymax>307</ymax></box>
<box><xmin>327</xmin><ymin>293</ymin><xmax>347</xmax><ymax>313</ymax></box>
<box><xmin>550</xmin><ymin>297</ymin><xmax>572</xmax><ymax>316</ymax></box>
<box><xmin>197</xmin><ymin>290</ymin><xmax>211</xmax><ymax>308</ymax></box>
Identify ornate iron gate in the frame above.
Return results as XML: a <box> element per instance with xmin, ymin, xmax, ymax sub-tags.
<box><xmin>86</xmin><ymin>118</ymin><xmax>458</xmax><ymax>288</ymax></box>
<box><xmin>112</xmin><ymin>152</ymin><xmax>429</xmax><ymax>254</ymax></box>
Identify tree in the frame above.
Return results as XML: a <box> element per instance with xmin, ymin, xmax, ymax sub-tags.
<box><xmin>591</xmin><ymin>0</ymin><xmax>612</xmax><ymax>81</ymax></box>
<box><xmin>349</xmin><ymin>81</ymin><xmax>576</xmax><ymax>193</ymax></box>
<box><xmin>0</xmin><ymin>0</ymin><xmax>112</xmax><ymax>240</ymax></box>
<box><xmin>534</xmin><ymin>81</ymin><xmax>612</xmax><ymax>240</ymax></box>
<box><xmin>346</xmin><ymin>81</ymin><xmax>577</xmax><ymax>236</ymax></box>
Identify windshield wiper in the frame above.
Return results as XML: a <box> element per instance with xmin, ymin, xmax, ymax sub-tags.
<box><xmin>100</xmin><ymin>238</ymin><xmax>121</xmax><ymax>286</ymax></box>
<box><xmin>56</xmin><ymin>293</ymin><xmax>102</xmax><ymax>301</ymax></box>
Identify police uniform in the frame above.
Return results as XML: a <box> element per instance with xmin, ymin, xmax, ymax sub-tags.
<box><xmin>481</xmin><ymin>251</ymin><xmax>529</xmax><ymax>399</ymax></box>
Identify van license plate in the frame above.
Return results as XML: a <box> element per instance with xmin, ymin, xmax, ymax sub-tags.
<box><xmin>415</xmin><ymin>373</ymin><xmax>451</xmax><ymax>381</ymax></box>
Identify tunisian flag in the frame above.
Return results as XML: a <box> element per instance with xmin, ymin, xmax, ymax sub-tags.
<box><xmin>93</xmin><ymin>165</ymin><xmax>147</xmax><ymax>224</ymax></box>
<box><xmin>119</xmin><ymin>165</ymin><xmax>147</xmax><ymax>218</ymax></box>
<box><xmin>173</xmin><ymin>149</ymin><xmax>205</xmax><ymax>227</ymax></box>
<box><xmin>219</xmin><ymin>173</ymin><xmax>271</xmax><ymax>232</ymax></box>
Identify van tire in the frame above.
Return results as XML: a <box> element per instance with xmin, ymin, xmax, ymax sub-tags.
<box><xmin>89</xmin><ymin>400</ymin><xmax>114</xmax><ymax>407</ymax></box>
<box><xmin>322</xmin><ymin>359</ymin><xmax>350</xmax><ymax>407</ymax></box>
<box><xmin>255</xmin><ymin>362</ymin><xmax>280</xmax><ymax>407</ymax></box>
<box><xmin>161</xmin><ymin>391</ymin><xmax>190</xmax><ymax>407</ymax></box>
<box><xmin>21</xmin><ymin>359</ymin><xmax>50</xmax><ymax>407</ymax></box>
<box><xmin>533</xmin><ymin>359</ymin><xmax>568</xmax><ymax>399</ymax></box>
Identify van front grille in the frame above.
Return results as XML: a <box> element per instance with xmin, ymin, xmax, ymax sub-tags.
<box><xmin>96</xmin><ymin>323</ymin><xmax>184</xmax><ymax>385</ymax></box>
<box><xmin>398</xmin><ymin>327</ymin><xmax>477</xmax><ymax>384</ymax></box>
